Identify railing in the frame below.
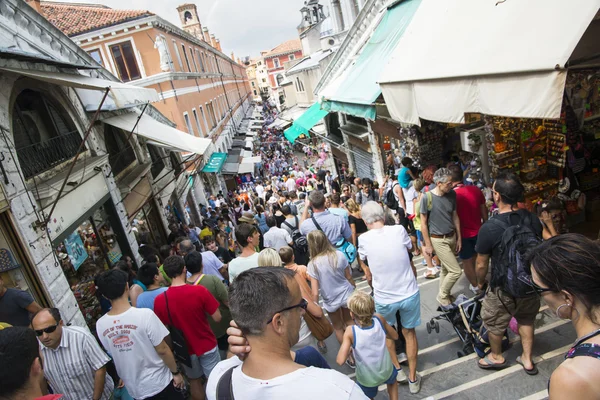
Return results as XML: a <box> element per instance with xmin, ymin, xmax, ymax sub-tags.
<box><xmin>108</xmin><ymin>146</ymin><xmax>137</xmax><ymax>177</ymax></box>
<box><xmin>16</xmin><ymin>131</ymin><xmax>83</xmax><ymax>179</ymax></box>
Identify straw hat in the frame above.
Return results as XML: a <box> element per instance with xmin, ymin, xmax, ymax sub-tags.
<box><xmin>238</xmin><ymin>212</ymin><xmax>256</xmax><ymax>224</ymax></box>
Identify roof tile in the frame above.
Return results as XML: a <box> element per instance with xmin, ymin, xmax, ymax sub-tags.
<box><xmin>264</xmin><ymin>39</ymin><xmax>302</xmax><ymax>58</ymax></box>
<box><xmin>40</xmin><ymin>2</ymin><xmax>153</xmax><ymax>36</ymax></box>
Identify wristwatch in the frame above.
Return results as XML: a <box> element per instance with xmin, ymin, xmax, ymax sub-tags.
<box><xmin>171</xmin><ymin>369</ymin><xmax>180</xmax><ymax>375</ymax></box>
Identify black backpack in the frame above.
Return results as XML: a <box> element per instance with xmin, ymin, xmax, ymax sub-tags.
<box><xmin>488</xmin><ymin>211</ymin><xmax>541</xmax><ymax>298</ymax></box>
<box><xmin>383</xmin><ymin>182</ymin><xmax>400</xmax><ymax>210</ymax></box>
<box><xmin>283</xmin><ymin>216</ymin><xmax>308</xmax><ymax>254</ymax></box>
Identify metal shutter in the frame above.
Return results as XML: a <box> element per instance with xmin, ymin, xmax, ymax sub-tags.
<box><xmin>351</xmin><ymin>144</ymin><xmax>375</xmax><ymax>180</ymax></box>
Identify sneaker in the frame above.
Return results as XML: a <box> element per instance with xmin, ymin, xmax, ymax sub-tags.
<box><xmin>397</xmin><ymin>352</ymin><xmax>408</xmax><ymax>364</ymax></box>
<box><xmin>409</xmin><ymin>373</ymin><xmax>422</xmax><ymax>394</ymax></box>
<box><xmin>470</xmin><ymin>284</ymin><xmax>481</xmax><ymax>295</ymax></box>
<box><xmin>317</xmin><ymin>341</ymin><xmax>327</xmax><ymax>354</ymax></box>
<box><xmin>396</xmin><ymin>367</ymin><xmax>408</xmax><ymax>383</ymax></box>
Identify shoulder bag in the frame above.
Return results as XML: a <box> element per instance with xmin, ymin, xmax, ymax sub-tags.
<box><xmin>163</xmin><ymin>292</ymin><xmax>192</xmax><ymax>367</ymax></box>
<box><xmin>311</xmin><ymin>216</ymin><xmax>357</xmax><ymax>263</ymax></box>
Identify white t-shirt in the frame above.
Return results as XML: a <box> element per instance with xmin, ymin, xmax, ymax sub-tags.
<box><xmin>96</xmin><ymin>307</ymin><xmax>172</xmax><ymax>400</ymax></box>
<box><xmin>358</xmin><ymin>225</ymin><xmax>417</xmax><ymax>305</ymax></box>
<box><xmin>264</xmin><ymin>227</ymin><xmax>293</xmax><ymax>251</ymax></box>
<box><xmin>285</xmin><ymin>178</ymin><xmax>297</xmax><ymax>192</ymax></box>
<box><xmin>255</xmin><ymin>185</ymin><xmax>265</xmax><ymax>199</ymax></box>
<box><xmin>307</xmin><ymin>251</ymin><xmax>354</xmax><ymax>313</ymax></box>
<box><xmin>206</xmin><ymin>356</ymin><xmax>367</xmax><ymax>400</ymax></box>
<box><xmin>402</xmin><ymin>186</ymin><xmax>418</xmax><ymax>215</ymax></box>
<box><xmin>229</xmin><ymin>252</ymin><xmax>260</xmax><ymax>281</ymax></box>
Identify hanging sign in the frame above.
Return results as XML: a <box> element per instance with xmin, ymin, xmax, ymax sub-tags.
<box><xmin>64</xmin><ymin>231</ymin><xmax>88</xmax><ymax>271</ymax></box>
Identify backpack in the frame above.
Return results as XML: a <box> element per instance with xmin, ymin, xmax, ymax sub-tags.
<box><xmin>383</xmin><ymin>182</ymin><xmax>400</xmax><ymax>210</ymax></box>
<box><xmin>488</xmin><ymin>211</ymin><xmax>541</xmax><ymax>298</ymax></box>
<box><xmin>283</xmin><ymin>216</ymin><xmax>308</xmax><ymax>254</ymax></box>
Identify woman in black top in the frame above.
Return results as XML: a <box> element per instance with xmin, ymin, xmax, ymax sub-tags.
<box><xmin>344</xmin><ymin>199</ymin><xmax>367</xmax><ymax>248</ymax></box>
<box><xmin>530</xmin><ymin>234</ymin><xmax>600</xmax><ymax>398</ymax></box>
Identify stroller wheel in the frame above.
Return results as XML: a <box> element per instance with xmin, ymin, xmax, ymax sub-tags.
<box><xmin>426</xmin><ymin>322</ymin><xmax>432</xmax><ymax>334</ymax></box>
<box><xmin>434</xmin><ymin>321</ymin><xmax>440</xmax><ymax>333</ymax></box>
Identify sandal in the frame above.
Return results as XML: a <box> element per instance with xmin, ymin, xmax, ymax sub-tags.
<box><xmin>478</xmin><ymin>356</ymin><xmax>508</xmax><ymax>370</ymax></box>
<box><xmin>516</xmin><ymin>356</ymin><xmax>538</xmax><ymax>375</ymax></box>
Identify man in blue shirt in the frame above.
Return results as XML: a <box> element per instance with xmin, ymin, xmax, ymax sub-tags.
<box><xmin>300</xmin><ymin>190</ymin><xmax>351</xmax><ymax>246</ymax></box>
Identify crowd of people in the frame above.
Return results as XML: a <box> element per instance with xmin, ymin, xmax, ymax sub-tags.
<box><xmin>1</xmin><ymin>103</ymin><xmax>600</xmax><ymax>400</ymax></box>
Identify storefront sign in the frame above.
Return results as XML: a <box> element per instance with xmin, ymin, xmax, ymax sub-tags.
<box><xmin>63</xmin><ymin>231</ymin><xmax>88</xmax><ymax>271</ymax></box>
<box><xmin>202</xmin><ymin>152</ymin><xmax>227</xmax><ymax>173</ymax></box>
<box><xmin>46</xmin><ymin>173</ymin><xmax>109</xmax><ymax>240</ymax></box>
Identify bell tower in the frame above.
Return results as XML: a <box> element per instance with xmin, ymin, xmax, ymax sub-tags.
<box><xmin>177</xmin><ymin>4</ymin><xmax>204</xmax><ymax>41</ymax></box>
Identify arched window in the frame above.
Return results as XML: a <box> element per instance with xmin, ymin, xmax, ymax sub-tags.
<box><xmin>12</xmin><ymin>89</ymin><xmax>82</xmax><ymax>179</ymax></box>
<box><xmin>276</xmin><ymin>74</ymin><xmax>284</xmax><ymax>86</ymax></box>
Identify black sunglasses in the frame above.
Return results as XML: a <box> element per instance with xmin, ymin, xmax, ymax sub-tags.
<box><xmin>34</xmin><ymin>324</ymin><xmax>59</xmax><ymax>337</ymax></box>
<box><xmin>524</xmin><ymin>276</ymin><xmax>553</xmax><ymax>296</ymax></box>
<box><xmin>267</xmin><ymin>299</ymin><xmax>308</xmax><ymax>323</ymax></box>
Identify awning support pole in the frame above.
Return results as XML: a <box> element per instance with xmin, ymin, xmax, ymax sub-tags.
<box><xmin>44</xmin><ymin>88</ymin><xmax>110</xmax><ymax>225</ymax></box>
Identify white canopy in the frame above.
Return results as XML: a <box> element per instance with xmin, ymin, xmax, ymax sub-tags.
<box><xmin>0</xmin><ymin>67</ymin><xmax>158</xmax><ymax>110</ymax></box>
<box><xmin>378</xmin><ymin>0</ymin><xmax>600</xmax><ymax>125</ymax></box>
<box><xmin>102</xmin><ymin>112</ymin><xmax>212</xmax><ymax>155</ymax></box>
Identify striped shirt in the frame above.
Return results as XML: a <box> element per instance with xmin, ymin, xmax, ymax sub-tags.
<box><xmin>40</xmin><ymin>326</ymin><xmax>113</xmax><ymax>400</ymax></box>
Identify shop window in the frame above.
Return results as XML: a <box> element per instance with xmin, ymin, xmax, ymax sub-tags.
<box><xmin>170</xmin><ymin>152</ymin><xmax>182</xmax><ymax>175</ymax></box>
<box><xmin>12</xmin><ymin>89</ymin><xmax>82</xmax><ymax>179</ymax></box>
<box><xmin>104</xmin><ymin>124</ymin><xmax>136</xmax><ymax>176</ymax></box>
<box><xmin>87</xmin><ymin>49</ymin><xmax>103</xmax><ymax>66</ymax></box>
<box><xmin>147</xmin><ymin>144</ymin><xmax>165</xmax><ymax>178</ymax></box>
<box><xmin>109</xmin><ymin>41</ymin><xmax>141</xmax><ymax>82</ymax></box>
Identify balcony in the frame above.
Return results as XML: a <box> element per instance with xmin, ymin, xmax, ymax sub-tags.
<box><xmin>16</xmin><ymin>131</ymin><xmax>83</xmax><ymax>179</ymax></box>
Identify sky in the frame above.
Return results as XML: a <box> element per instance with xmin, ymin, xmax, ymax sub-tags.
<box><xmin>53</xmin><ymin>0</ymin><xmax>305</xmax><ymax>59</ymax></box>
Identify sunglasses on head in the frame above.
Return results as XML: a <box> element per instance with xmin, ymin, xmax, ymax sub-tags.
<box><xmin>267</xmin><ymin>298</ymin><xmax>308</xmax><ymax>323</ymax></box>
<box><xmin>35</xmin><ymin>324</ymin><xmax>59</xmax><ymax>336</ymax></box>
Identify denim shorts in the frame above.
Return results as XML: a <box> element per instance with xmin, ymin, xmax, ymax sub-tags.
<box><xmin>183</xmin><ymin>346</ymin><xmax>221</xmax><ymax>379</ymax></box>
<box><xmin>357</xmin><ymin>367</ymin><xmax>397</xmax><ymax>398</ymax></box>
<box><xmin>375</xmin><ymin>291</ymin><xmax>421</xmax><ymax>329</ymax></box>
<box><xmin>415</xmin><ymin>230</ymin><xmax>423</xmax><ymax>246</ymax></box>
<box><xmin>459</xmin><ymin>236</ymin><xmax>478</xmax><ymax>260</ymax></box>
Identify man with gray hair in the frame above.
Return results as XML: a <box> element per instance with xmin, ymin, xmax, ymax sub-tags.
<box><xmin>420</xmin><ymin>168</ymin><xmax>462</xmax><ymax>308</ymax></box>
<box><xmin>206</xmin><ymin>267</ymin><xmax>366</xmax><ymax>399</ymax></box>
<box><xmin>299</xmin><ymin>190</ymin><xmax>351</xmax><ymax>246</ymax></box>
<box><xmin>358</xmin><ymin>201</ymin><xmax>422</xmax><ymax>394</ymax></box>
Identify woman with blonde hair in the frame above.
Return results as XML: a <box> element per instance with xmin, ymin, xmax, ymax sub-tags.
<box><xmin>345</xmin><ymin>198</ymin><xmax>368</xmax><ymax>249</ymax></box>
<box><xmin>307</xmin><ymin>230</ymin><xmax>356</xmax><ymax>366</ymax></box>
<box><xmin>257</xmin><ymin>248</ymin><xmax>282</xmax><ymax>267</ymax></box>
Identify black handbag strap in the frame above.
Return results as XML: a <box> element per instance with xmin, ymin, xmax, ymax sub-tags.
<box><xmin>311</xmin><ymin>216</ymin><xmax>323</xmax><ymax>232</ymax></box>
<box><xmin>163</xmin><ymin>292</ymin><xmax>175</xmax><ymax>327</ymax></box>
<box><xmin>216</xmin><ymin>366</ymin><xmax>237</xmax><ymax>399</ymax></box>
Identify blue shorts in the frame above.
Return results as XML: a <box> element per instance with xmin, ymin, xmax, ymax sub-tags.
<box><xmin>416</xmin><ymin>230</ymin><xmax>423</xmax><ymax>245</ymax></box>
<box><xmin>459</xmin><ymin>236</ymin><xmax>478</xmax><ymax>260</ymax></box>
<box><xmin>183</xmin><ymin>346</ymin><xmax>221</xmax><ymax>379</ymax></box>
<box><xmin>357</xmin><ymin>367</ymin><xmax>397</xmax><ymax>398</ymax></box>
<box><xmin>375</xmin><ymin>291</ymin><xmax>421</xmax><ymax>329</ymax></box>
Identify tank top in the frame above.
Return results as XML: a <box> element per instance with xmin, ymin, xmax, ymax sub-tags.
<box><xmin>549</xmin><ymin>329</ymin><xmax>600</xmax><ymax>391</ymax></box>
<box><xmin>352</xmin><ymin>316</ymin><xmax>394</xmax><ymax>387</ymax></box>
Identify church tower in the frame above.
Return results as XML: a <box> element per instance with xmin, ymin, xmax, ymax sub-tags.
<box><xmin>177</xmin><ymin>4</ymin><xmax>204</xmax><ymax>41</ymax></box>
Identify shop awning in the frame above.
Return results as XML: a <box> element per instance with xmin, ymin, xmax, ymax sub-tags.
<box><xmin>0</xmin><ymin>67</ymin><xmax>158</xmax><ymax>110</ymax></box>
<box><xmin>102</xmin><ymin>112</ymin><xmax>212</xmax><ymax>155</ymax></box>
<box><xmin>123</xmin><ymin>176</ymin><xmax>152</xmax><ymax>220</ymax></box>
<box><xmin>378</xmin><ymin>0</ymin><xmax>600</xmax><ymax>125</ymax></box>
<box><xmin>284</xmin><ymin>103</ymin><xmax>329</xmax><ymax>143</ymax></box>
<box><xmin>320</xmin><ymin>0</ymin><xmax>421</xmax><ymax>120</ymax></box>
<box><xmin>238</xmin><ymin>156</ymin><xmax>261</xmax><ymax>175</ymax></box>
<box><xmin>202</xmin><ymin>152</ymin><xmax>228</xmax><ymax>173</ymax></box>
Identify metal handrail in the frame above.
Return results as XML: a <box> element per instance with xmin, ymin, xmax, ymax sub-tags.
<box><xmin>16</xmin><ymin>131</ymin><xmax>83</xmax><ymax>179</ymax></box>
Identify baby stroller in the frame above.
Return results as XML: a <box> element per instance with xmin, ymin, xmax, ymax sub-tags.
<box><xmin>426</xmin><ymin>288</ymin><xmax>510</xmax><ymax>358</ymax></box>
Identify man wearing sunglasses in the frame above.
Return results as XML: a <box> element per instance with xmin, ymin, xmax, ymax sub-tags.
<box><xmin>206</xmin><ymin>267</ymin><xmax>366</xmax><ymax>400</ymax></box>
<box><xmin>31</xmin><ymin>308</ymin><xmax>114</xmax><ymax>400</ymax></box>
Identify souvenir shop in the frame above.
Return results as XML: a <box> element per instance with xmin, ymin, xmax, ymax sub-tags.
<box><xmin>52</xmin><ymin>193</ymin><xmax>132</xmax><ymax>331</ymax></box>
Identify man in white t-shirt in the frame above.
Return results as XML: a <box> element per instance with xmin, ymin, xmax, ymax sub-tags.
<box><xmin>285</xmin><ymin>175</ymin><xmax>297</xmax><ymax>192</ymax></box>
<box><xmin>95</xmin><ymin>269</ymin><xmax>185</xmax><ymax>400</ymax></box>
<box><xmin>263</xmin><ymin>216</ymin><xmax>293</xmax><ymax>252</ymax></box>
<box><xmin>228</xmin><ymin>223</ymin><xmax>260</xmax><ymax>281</ymax></box>
<box><xmin>206</xmin><ymin>267</ymin><xmax>366</xmax><ymax>400</ymax></box>
<box><xmin>358</xmin><ymin>201</ymin><xmax>422</xmax><ymax>395</ymax></box>
<box><xmin>255</xmin><ymin>182</ymin><xmax>265</xmax><ymax>200</ymax></box>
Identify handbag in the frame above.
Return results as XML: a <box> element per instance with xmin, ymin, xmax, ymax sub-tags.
<box><xmin>311</xmin><ymin>216</ymin><xmax>357</xmax><ymax>263</ymax></box>
<box><xmin>163</xmin><ymin>292</ymin><xmax>192</xmax><ymax>367</ymax></box>
<box><xmin>303</xmin><ymin>309</ymin><xmax>334</xmax><ymax>341</ymax></box>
